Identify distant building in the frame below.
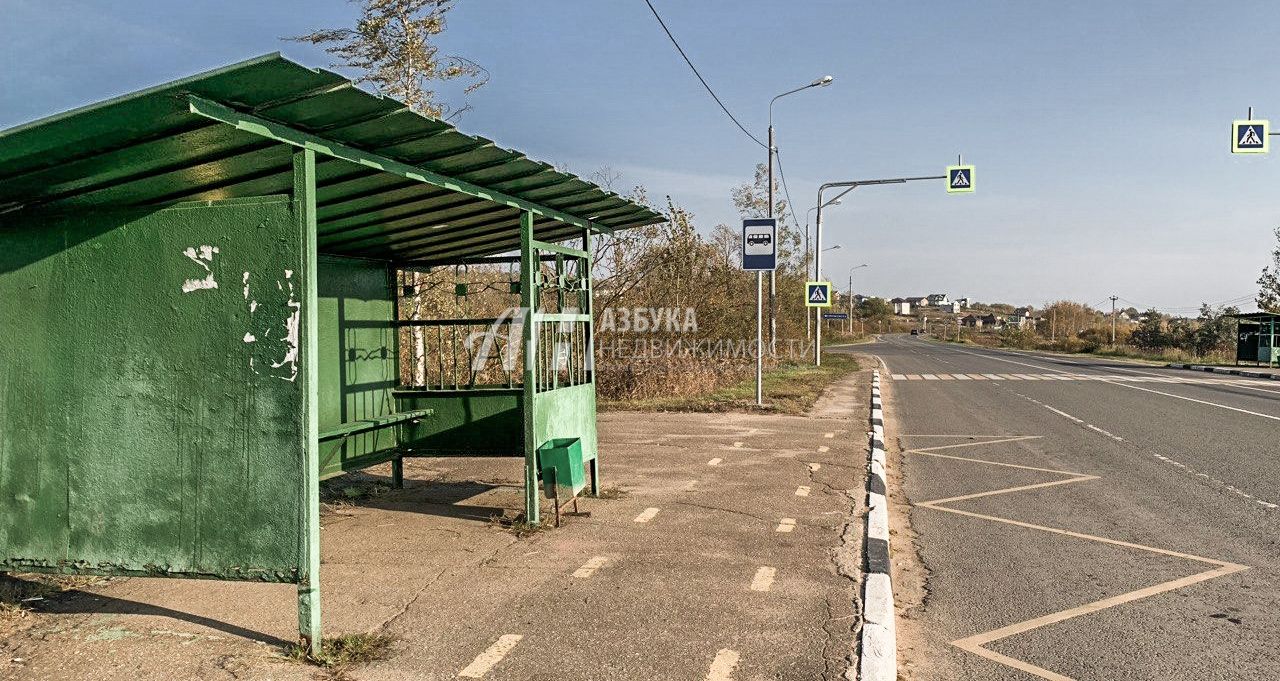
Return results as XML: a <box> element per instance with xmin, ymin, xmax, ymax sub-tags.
<box><xmin>890</xmin><ymin>297</ymin><xmax>912</xmax><ymax>315</ymax></box>
<box><xmin>947</xmin><ymin>301</ymin><xmax>962</xmax><ymax>314</ymax></box>
<box><xmin>908</xmin><ymin>296</ymin><xmax>930</xmax><ymax>307</ymax></box>
<box><xmin>956</xmin><ymin>297</ymin><xmax>971</xmax><ymax>309</ymax></box>
<box><xmin>960</xmin><ymin>314</ymin><xmax>984</xmax><ymax>328</ymax></box>
<box><xmin>927</xmin><ymin>293</ymin><xmax>949</xmax><ymax>306</ymax></box>
<box><xmin>980</xmin><ymin>313</ymin><xmax>1004</xmax><ymax>329</ymax></box>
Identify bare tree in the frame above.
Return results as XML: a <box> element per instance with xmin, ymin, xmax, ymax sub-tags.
<box><xmin>1258</xmin><ymin>227</ymin><xmax>1280</xmax><ymax>312</ymax></box>
<box><xmin>288</xmin><ymin>0</ymin><xmax>488</xmax><ymax>120</ymax></box>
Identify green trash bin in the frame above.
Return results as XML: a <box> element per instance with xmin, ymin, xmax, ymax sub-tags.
<box><xmin>538</xmin><ymin>437</ymin><xmax>585</xmax><ymax>498</ymax></box>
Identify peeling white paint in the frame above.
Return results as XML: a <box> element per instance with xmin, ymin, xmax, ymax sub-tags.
<box><xmin>242</xmin><ymin>272</ymin><xmax>250</xmax><ymax>299</ymax></box>
<box><xmin>180</xmin><ymin>246</ymin><xmax>220</xmax><ymax>293</ymax></box>
<box><xmin>269</xmin><ymin>272</ymin><xmax>300</xmax><ymax>382</ymax></box>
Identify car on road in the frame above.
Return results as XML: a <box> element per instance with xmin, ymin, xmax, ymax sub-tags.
<box><xmin>910</xmin><ymin>329</ymin><xmax>919</xmax><ymax>335</ymax></box>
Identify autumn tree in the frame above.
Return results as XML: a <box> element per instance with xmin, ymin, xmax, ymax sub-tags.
<box><xmin>1258</xmin><ymin>227</ymin><xmax>1280</xmax><ymax>312</ymax></box>
<box><xmin>289</xmin><ymin>0</ymin><xmax>488</xmax><ymax>120</ymax></box>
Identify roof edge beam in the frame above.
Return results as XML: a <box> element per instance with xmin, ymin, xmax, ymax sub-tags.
<box><xmin>186</xmin><ymin>94</ymin><xmax>612</xmax><ymax>234</ymax></box>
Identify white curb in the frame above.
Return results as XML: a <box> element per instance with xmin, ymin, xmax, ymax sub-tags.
<box><xmin>855</xmin><ymin>368</ymin><xmax>896</xmax><ymax>681</ymax></box>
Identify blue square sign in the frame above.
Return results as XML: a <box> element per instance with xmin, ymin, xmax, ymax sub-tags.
<box><xmin>1233</xmin><ymin>120</ymin><xmax>1269</xmax><ymax>154</ymax></box>
<box><xmin>742</xmin><ymin>218</ymin><xmax>777</xmax><ymax>271</ymax></box>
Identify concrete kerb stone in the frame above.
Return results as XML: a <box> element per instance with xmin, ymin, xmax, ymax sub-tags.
<box><xmin>854</xmin><ymin>369</ymin><xmax>896</xmax><ymax>681</ymax></box>
<box><xmin>1167</xmin><ymin>362</ymin><xmax>1280</xmax><ymax>380</ymax></box>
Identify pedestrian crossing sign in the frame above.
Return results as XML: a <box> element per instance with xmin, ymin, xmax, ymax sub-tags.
<box><xmin>806</xmin><ymin>281</ymin><xmax>833</xmax><ymax>308</ymax></box>
<box><xmin>947</xmin><ymin>165</ymin><xmax>975</xmax><ymax>193</ymax></box>
<box><xmin>1232</xmin><ymin>120</ymin><xmax>1269</xmax><ymax>154</ymax></box>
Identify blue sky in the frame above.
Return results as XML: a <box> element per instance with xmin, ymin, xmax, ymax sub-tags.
<box><xmin>4</xmin><ymin>0</ymin><xmax>1279</xmax><ymax>312</ymax></box>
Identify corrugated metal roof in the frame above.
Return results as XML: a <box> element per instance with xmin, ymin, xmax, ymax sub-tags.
<box><xmin>0</xmin><ymin>53</ymin><xmax>665</xmax><ymax>262</ymax></box>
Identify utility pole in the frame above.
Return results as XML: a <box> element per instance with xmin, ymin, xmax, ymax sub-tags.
<box><xmin>767</xmin><ymin>124</ymin><xmax>776</xmax><ymax>357</ymax></box>
<box><xmin>1051</xmin><ymin>308</ymin><xmax>1057</xmax><ymax>342</ymax></box>
<box><xmin>1110</xmin><ymin>295</ymin><xmax>1119</xmax><ymax>345</ymax></box>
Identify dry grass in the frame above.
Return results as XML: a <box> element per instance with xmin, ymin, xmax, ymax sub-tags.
<box><xmin>601</xmin><ymin>354</ymin><xmax>860</xmax><ymax>415</ymax></box>
<box><xmin>288</xmin><ymin>632</ymin><xmax>396</xmax><ymax>677</ymax></box>
<box><xmin>1</xmin><ymin>573</ymin><xmax>107</xmax><ymax>635</ymax></box>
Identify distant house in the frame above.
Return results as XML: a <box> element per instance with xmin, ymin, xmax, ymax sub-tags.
<box><xmin>908</xmin><ymin>296</ymin><xmax>930</xmax><ymax>307</ymax></box>
<box><xmin>960</xmin><ymin>314</ymin><xmax>984</xmax><ymax>328</ymax></box>
<box><xmin>947</xmin><ymin>301</ymin><xmax>962</xmax><ymax>314</ymax></box>
<box><xmin>890</xmin><ymin>297</ymin><xmax>912</xmax><ymax>315</ymax></box>
<box><xmin>980</xmin><ymin>313</ymin><xmax>1004</xmax><ymax>329</ymax></box>
<box><xmin>927</xmin><ymin>293</ymin><xmax>949</xmax><ymax>306</ymax></box>
<box><xmin>955</xmin><ymin>297</ymin><xmax>970</xmax><ymax>308</ymax></box>
<box><xmin>1007</xmin><ymin>307</ymin><xmax>1035</xmax><ymax>329</ymax></box>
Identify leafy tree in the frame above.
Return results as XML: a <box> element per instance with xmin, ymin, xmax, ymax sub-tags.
<box><xmin>289</xmin><ymin>0</ymin><xmax>487</xmax><ymax>119</ymax></box>
<box><xmin>1257</xmin><ymin>227</ymin><xmax>1280</xmax><ymax>312</ymax></box>
<box><xmin>1192</xmin><ymin>304</ymin><xmax>1239</xmax><ymax>357</ymax></box>
<box><xmin>1128</xmin><ymin>309</ymin><xmax>1168</xmax><ymax>350</ymax></box>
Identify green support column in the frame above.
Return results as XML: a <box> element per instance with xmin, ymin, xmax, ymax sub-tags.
<box><xmin>520</xmin><ymin>211</ymin><xmax>541</xmax><ymax>524</ymax></box>
<box><xmin>582</xmin><ymin>228</ymin><xmax>600</xmax><ymax>497</ymax></box>
<box><xmin>294</xmin><ymin>148</ymin><xmax>323</xmax><ymax>655</ymax></box>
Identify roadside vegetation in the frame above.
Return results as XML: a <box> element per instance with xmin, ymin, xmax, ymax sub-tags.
<box><xmin>930</xmin><ymin>300</ymin><xmax>1240</xmax><ymax>364</ymax></box>
<box><xmin>288</xmin><ymin>632</ymin><xmax>396</xmax><ymax>677</ymax></box>
<box><xmin>601</xmin><ymin>353</ymin><xmax>860</xmax><ymax>414</ymax></box>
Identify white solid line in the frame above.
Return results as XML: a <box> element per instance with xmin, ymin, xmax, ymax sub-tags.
<box><xmin>795</xmin><ymin>486</ymin><xmax>811</xmax><ymax>497</ymax></box>
<box><xmin>1104</xmin><ymin>380</ymin><xmax>1280</xmax><ymax>423</ymax></box>
<box><xmin>458</xmin><ymin>634</ymin><xmax>523</xmax><ymax>678</ymax></box>
<box><xmin>776</xmin><ymin>517</ymin><xmax>796</xmax><ymax>533</ymax></box>
<box><xmin>707</xmin><ymin>457</ymin><xmax>722</xmax><ymax>466</ymax></box>
<box><xmin>750</xmin><ymin>566</ymin><xmax>777</xmax><ymax>592</ymax></box>
<box><xmin>572</xmin><ymin>555</ymin><xmax>609</xmax><ymax>578</ymax></box>
<box><xmin>706</xmin><ymin>649</ymin><xmax>740</xmax><ymax>681</ymax></box>
<box><xmin>633</xmin><ymin>507</ymin><xmax>660</xmax><ymax>523</ymax></box>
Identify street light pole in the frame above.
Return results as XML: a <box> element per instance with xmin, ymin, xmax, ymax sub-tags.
<box><xmin>767</xmin><ymin>75</ymin><xmax>833</xmax><ymax>358</ymax></box>
<box><xmin>848</xmin><ymin>263</ymin><xmax>867</xmax><ymax>335</ymax></box>
<box><xmin>814</xmin><ymin>174</ymin><xmax>946</xmax><ymax>366</ymax></box>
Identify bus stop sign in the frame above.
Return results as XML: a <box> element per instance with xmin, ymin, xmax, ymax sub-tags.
<box><xmin>742</xmin><ymin>218</ymin><xmax>777</xmax><ymax>271</ymax></box>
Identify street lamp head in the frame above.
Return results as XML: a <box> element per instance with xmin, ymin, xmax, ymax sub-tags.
<box><xmin>812</xmin><ymin>75</ymin><xmax>835</xmax><ymax>87</ymax></box>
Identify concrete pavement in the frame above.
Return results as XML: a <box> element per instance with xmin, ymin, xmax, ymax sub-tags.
<box><xmin>835</xmin><ymin>336</ymin><xmax>1280</xmax><ymax>680</ymax></box>
<box><xmin>1</xmin><ymin>377</ymin><xmax>868</xmax><ymax>681</ymax></box>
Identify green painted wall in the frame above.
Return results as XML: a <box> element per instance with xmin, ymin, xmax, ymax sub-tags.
<box><xmin>316</xmin><ymin>256</ymin><xmax>398</xmax><ymax>478</ymax></box>
<box><xmin>394</xmin><ymin>389</ymin><xmax>523</xmax><ymax>456</ymax></box>
<box><xmin>0</xmin><ymin>198</ymin><xmax>307</xmax><ymax>582</ymax></box>
<box><xmin>533</xmin><ymin>383</ymin><xmax>598</xmax><ymax>464</ymax></box>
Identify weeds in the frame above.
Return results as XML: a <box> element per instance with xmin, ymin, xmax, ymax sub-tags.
<box><xmin>288</xmin><ymin>633</ymin><xmax>395</xmax><ymax>677</ymax></box>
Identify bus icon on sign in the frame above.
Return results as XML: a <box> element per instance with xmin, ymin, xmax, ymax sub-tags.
<box><xmin>746</xmin><ymin>233</ymin><xmax>772</xmax><ymax>247</ymax></box>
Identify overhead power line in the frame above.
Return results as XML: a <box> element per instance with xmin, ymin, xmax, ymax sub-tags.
<box><xmin>642</xmin><ymin>0</ymin><xmax>768</xmax><ymax>149</ymax></box>
<box><xmin>773</xmin><ymin>148</ymin><xmax>804</xmax><ymax>233</ymax></box>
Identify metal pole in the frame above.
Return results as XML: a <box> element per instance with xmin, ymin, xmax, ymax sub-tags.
<box><xmin>747</xmin><ymin>270</ymin><xmax>757</xmax><ymax>404</ymax></box>
<box><xmin>814</xmin><ymin>190</ymin><xmax>824</xmax><ymax>366</ymax></box>
<box><xmin>804</xmin><ymin>215</ymin><xmax>811</xmax><ymax>342</ymax></box>
<box><xmin>767</xmin><ymin>125</ymin><xmax>776</xmax><ymax>356</ymax></box>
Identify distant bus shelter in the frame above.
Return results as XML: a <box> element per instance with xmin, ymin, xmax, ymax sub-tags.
<box><xmin>0</xmin><ymin>54</ymin><xmax>662</xmax><ymax>652</ymax></box>
<box><xmin>1232</xmin><ymin>312</ymin><xmax>1279</xmax><ymax>366</ymax></box>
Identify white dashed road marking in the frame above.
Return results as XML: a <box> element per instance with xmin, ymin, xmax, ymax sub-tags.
<box><xmin>458</xmin><ymin>634</ymin><xmax>523</xmax><ymax>678</ymax></box>
<box><xmin>633</xmin><ymin>507</ymin><xmax>660</xmax><ymax>523</ymax></box>
<box><xmin>818</xmin><ymin>445</ymin><xmax>830</xmax><ymax>453</ymax></box>
<box><xmin>707</xmin><ymin>457</ymin><xmax>722</xmax><ymax>466</ymax></box>
<box><xmin>776</xmin><ymin>518</ymin><xmax>796</xmax><ymax>533</ymax></box>
<box><xmin>750</xmin><ymin>566</ymin><xmax>777</xmax><ymax>592</ymax></box>
<box><xmin>795</xmin><ymin>486</ymin><xmax>811</xmax><ymax>497</ymax></box>
<box><xmin>808</xmin><ymin>462</ymin><xmax>821</xmax><ymax>471</ymax></box>
<box><xmin>572</xmin><ymin>556</ymin><xmax>609</xmax><ymax>578</ymax></box>
<box><xmin>706</xmin><ymin>649</ymin><xmax>740</xmax><ymax>681</ymax></box>
<box><xmin>824</xmin><ymin>432</ymin><xmax>835</xmax><ymax>439</ymax></box>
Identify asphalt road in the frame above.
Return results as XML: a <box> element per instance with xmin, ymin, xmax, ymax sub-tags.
<box><xmin>839</xmin><ymin>335</ymin><xmax>1280</xmax><ymax>681</ymax></box>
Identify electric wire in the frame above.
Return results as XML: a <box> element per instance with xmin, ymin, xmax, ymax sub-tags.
<box><xmin>642</xmin><ymin>0</ymin><xmax>768</xmax><ymax>150</ymax></box>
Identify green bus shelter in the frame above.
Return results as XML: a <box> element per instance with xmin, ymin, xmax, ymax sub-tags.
<box><xmin>0</xmin><ymin>54</ymin><xmax>662</xmax><ymax>651</ymax></box>
<box><xmin>1232</xmin><ymin>312</ymin><xmax>1279</xmax><ymax>367</ymax></box>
